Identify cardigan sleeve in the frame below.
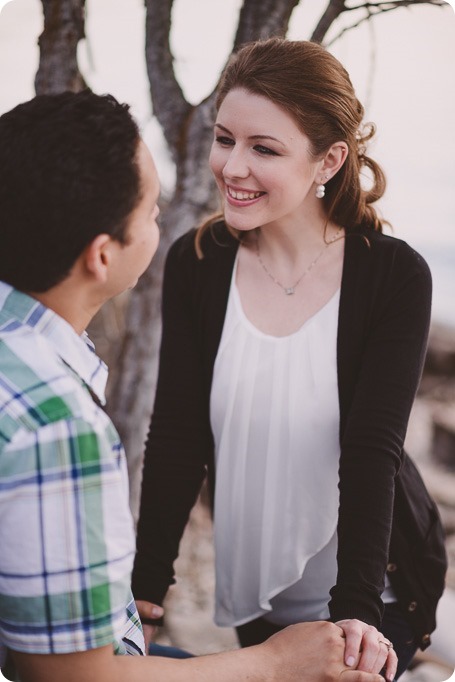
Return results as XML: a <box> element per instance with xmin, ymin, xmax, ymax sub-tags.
<box><xmin>328</xmin><ymin>237</ymin><xmax>432</xmax><ymax>627</ymax></box>
<box><xmin>131</xmin><ymin>233</ymin><xmax>212</xmax><ymax>606</ymax></box>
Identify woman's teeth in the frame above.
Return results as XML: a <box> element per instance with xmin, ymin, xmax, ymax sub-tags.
<box><xmin>228</xmin><ymin>188</ymin><xmax>262</xmax><ymax>201</ymax></box>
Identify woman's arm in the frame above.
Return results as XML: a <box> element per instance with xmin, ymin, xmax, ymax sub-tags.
<box><xmin>132</xmin><ymin>233</ymin><xmax>212</xmax><ymax>607</ymax></box>
<box><xmin>330</xmin><ymin>239</ymin><xmax>432</xmax><ymax>626</ymax></box>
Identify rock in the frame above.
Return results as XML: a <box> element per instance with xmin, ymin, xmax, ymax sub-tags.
<box><xmin>417</xmin><ymin>464</ymin><xmax>455</xmax><ymax>508</ymax></box>
<box><xmin>155</xmin><ymin>497</ymin><xmax>238</xmax><ymax>655</ymax></box>
<box><xmin>406</xmin><ymin>399</ymin><xmax>434</xmax><ymax>465</ymax></box>
<box><xmin>446</xmin><ymin>535</ymin><xmax>455</xmax><ymax>589</ymax></box>
<box><xmin>425</xmin><ymin>324</ymin><xmax>455</xmax><ymax>378</ymax></box>
<box><xmin>401</xmin><ymin>662</ymin><xmax>454</xmax><ymax>682</ymax></box>
<box><xmin>432</xmin><ymin>404</ymin><xmax>455</xmax><ymax>470</ymax></box>
<box><xmin>437</xmin><ymin>506</ymin><xmax>455</xmax><ymax>535</ymax></box>
<box><xmin>422</xmin><ymin>588</ymin><xmax>455</xmax><ymax>668</ymax></box>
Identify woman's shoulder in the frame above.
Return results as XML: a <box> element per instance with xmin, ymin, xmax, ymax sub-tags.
<box><xmin>347</xmin><ymin>227</ymin><xmax>431</xmax><ymax>281</ymax></box>
<box><xmin>169</xmin><ymin>220</ymin><xmax>238</xmax><ymax>264</ymax></box>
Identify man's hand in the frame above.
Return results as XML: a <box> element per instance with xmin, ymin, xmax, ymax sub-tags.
<box><xmin>136</xmin><ymin>599</ymin><xmax>164</xmax><ymax>653</ymax></box>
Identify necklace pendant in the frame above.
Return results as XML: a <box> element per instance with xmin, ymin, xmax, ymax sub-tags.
<box><xmin>285</xmin><ymin>287</ymin><xmax>295</xmax><ymax>295</ymax></box>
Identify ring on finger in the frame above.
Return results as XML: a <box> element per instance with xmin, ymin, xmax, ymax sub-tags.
<box><xmin>378</xmin><ymin>639</ymin><xmax>393</xmax><ymax>650</ymax></box>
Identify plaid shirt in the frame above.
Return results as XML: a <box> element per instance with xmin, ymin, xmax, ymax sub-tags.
<box><xmin>0</xmin><ymin>282</ymin><xmax>144</xmax><ymax>667</ymax></box>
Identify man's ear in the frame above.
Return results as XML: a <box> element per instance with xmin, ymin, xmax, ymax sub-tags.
<box><xmin>83</xmin><ymin>234</ymin><xmax>114</xmax><ymax>282</ymax></box>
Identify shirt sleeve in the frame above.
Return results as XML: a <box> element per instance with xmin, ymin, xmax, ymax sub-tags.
<box><xmin>329</xmin><ymin>239</ymin><xmax>433</xmax><ymax>626</ymax></box>
<box><xmin>132</xmin><ymin>233</ymin><xmax>211</xmax><ymax>606</ymax></box>
<box><xmin>0</xmin><ymin>413</ymin><xmax>137</xmax><ymax>656</ymax></box>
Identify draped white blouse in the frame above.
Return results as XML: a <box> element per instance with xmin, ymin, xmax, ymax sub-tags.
<box><xmin>210</xmin><ymin>255</ymin><xmax>342</xmax><ymax>627</ymax></box>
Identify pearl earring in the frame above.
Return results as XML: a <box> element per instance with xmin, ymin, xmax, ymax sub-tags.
<box><xmin>315</xmin><ymin>175</ymin><xmax>329</xmax><ymax>199</ymax></box>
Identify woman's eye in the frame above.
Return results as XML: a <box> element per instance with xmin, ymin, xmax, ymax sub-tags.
<box><xmin>254</xmin><ymin>144</ymin><xmax>278</xmax><ymax>156</ymax></box>
<box><xmin>215</xmin><ymin>135</ymin><xmax>234</xmax><ymax>147</ymax></box>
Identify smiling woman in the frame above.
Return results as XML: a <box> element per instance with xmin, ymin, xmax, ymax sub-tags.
<box><xmin>207</xmin><ymin>87</ymin><xmax>348</xmax><ymax>325</ymax></box>
<box><xmin>209</xmin><ymin>88</ymin><xmax>347</xmax><ymax>245</ymax></box>
<box><xmin>132</xmin><ymin>37</ymin><xmax>446</xmax><ymax>682</ymax></box>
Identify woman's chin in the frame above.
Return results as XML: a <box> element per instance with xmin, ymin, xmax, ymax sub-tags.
<box><xmin>224</xmin><ymin>215</ymin><xmax>260</xmax><ymax>233</ymax></box>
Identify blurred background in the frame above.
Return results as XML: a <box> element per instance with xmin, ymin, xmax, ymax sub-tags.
<box><xmin>1</xmin><ymin>2</ymin><xmax>454</xmax><ymax>680</ymax></box>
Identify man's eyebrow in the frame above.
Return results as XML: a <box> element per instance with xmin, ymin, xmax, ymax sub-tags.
<box><xmin>214</xmin><ymin>123</ymin><xmax>284</xmax><ymax>146</ymax></box>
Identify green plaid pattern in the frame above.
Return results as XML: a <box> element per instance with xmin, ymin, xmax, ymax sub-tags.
<box><xmin>0</xmin><ymin>282</ymin><xmax>144</xmax><ymax>664</ymax></box>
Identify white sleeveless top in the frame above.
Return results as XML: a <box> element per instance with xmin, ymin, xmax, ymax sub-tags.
<box><xmin>210</xmin><ymin>254</ymin><xmax>342</xmax><ymax>627</ymax></box>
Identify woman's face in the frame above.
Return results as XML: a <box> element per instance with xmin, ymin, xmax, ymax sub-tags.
<box><xmin>209</xmin><ymin>88</ymin><xmax>323</xmax><ymax>233</ymax></box>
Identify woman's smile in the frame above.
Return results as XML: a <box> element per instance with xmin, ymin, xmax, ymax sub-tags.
<box><xmin>209</xmin><ymin>87</ymin><xmax>322</xmax><ymax>232</ymax></box>
<box><xmin>226</xmin><ymin>185</ymin><xmax>266</xmax><ymax>205</ymax></box>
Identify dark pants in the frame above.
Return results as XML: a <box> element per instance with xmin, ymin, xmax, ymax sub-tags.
<box><xmin>148</xmin><ymin>642</ymin><xmax>194</xmax><ymax>658</ymax></box>
<box><xmin>236</xmin><ymin>602</ymin><xmax>418</xmax><ymax>681</ymax></box>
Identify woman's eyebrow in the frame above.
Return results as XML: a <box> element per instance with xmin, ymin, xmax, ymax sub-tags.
<box><xmin>214</xmin><ymin>123</ymin><xmax>284</xmax><ymax>146</ymax></box>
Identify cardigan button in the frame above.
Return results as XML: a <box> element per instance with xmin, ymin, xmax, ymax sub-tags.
<box><xmin>408</xmin><ymin>601</ymin><xmax>418</xmax><ymax>612</ymax></box>
<box><xmin>386</xmin><ymin>563</ymin><xmax>397</xmax><ymax>573</ymax></box>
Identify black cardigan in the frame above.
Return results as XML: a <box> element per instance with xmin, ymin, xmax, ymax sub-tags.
<box><xmin>132</xmin><ymin>223</ymin><xmax>446</xmax><ymax>650</ymax></box>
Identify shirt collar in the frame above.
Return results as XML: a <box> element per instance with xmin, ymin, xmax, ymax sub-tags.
<box><xmin>0</xmin><ymin>281</ymin><xmax>108</xmax><ymax>405</ymax></box>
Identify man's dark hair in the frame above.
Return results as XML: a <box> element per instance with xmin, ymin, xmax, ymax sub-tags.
<box><xmin>0</xmin><ymin>90</ymin><xmax>141</xmax><ymax>292</ymax></box>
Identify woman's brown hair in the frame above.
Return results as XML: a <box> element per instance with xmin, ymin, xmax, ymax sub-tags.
<box><xmin>196</xmin><ymin>37</ymin><xmax>386</xmax><ymax>256</ymax></box>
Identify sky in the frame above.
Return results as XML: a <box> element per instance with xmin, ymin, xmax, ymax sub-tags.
<box><xmin>0</xmin><ymin>0</ymin><xmax>454</xmax><ymax>323</ymax></box>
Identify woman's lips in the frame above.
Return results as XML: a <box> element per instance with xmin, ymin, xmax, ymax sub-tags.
<box><xmin>226</xmin><ymin>185</ymin><xmax>265</xmax><ymax>206</ymax></box>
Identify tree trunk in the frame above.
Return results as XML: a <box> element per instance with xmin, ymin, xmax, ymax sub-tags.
<box><xmin>35</xmin><ymin>0</ymin><xmax>87</xmax><ymax>95</ymax></box>
<box><xmin>108</xmin><ymin>0</ymin><xmax>304</xmax><ymax>520</ymax></box>
<box><xmin>311</xmin><ymin>0</ymin><xmax>346</xmax><ymax>43</ymax></box>
<box><xmin>107</xmin><ymin>97</ymin><xmax>219</xmax><ymax>521</ymax></box>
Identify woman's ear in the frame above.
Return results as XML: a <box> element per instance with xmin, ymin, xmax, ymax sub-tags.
<box><xmin>83</xmin><ymin>234</ymin><xmax>113</xmax><ymax>282</ymax></box>
<box><xmin>319</xmin><ymin>141</ymin><xmax>349</xmax><ymax>182</ymax></box>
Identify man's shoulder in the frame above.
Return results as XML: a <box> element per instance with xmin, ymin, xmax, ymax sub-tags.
<box><xmin>0</xmin><ymin>327</ymin><xmax>82</xmax><ymax>445</ymax></box>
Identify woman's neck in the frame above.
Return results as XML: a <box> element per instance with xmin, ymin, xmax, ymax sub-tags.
<box><xmin>252</xmin><ymin>217</ymin><xmax>343</xmax><ymax>268</ymax></box>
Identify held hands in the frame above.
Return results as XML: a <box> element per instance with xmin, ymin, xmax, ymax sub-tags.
<box><xmin>335</xmin><ymin>619</ymin><xmax>398</xmax><ymax>682</ymax></box>
<box><xmin>132</xmin><ymin>608</ymin><xmax>389</xmax><ymax>681</ymax></box>
<box><xmin>262</xmin><ymin>621</ymin><xmax>385</xmax><ymax>682</ymax></box>
<box><xmin>133</xmin><ymin>601</ymin><xmax>396</xmax><ymax>680</ymax></box>
<box><xmin>136</xmin><ymin>600</ymin><xmax>164</xmax><ymax>654</ymax></box>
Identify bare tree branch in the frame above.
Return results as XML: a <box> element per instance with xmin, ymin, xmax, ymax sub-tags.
<box><xmin>345</xmin><ymin>0</ymin><xmax>446</xmax><ymax>11</ymax></box>
<box><xmin>324</xmin><ymin>0</ymin><xmax>448</xmax><ymax>46</ymax></box>
<box><xmin>145</xmin><ymin>0</ymin><xmax>193</xmax><ymax>162</ymax></box>
<box><xmin>35</xmin><ymin>0</ymin><xmax>87</xmax><ymax>94</ymax></box>
<box><xmin>233</xmin><ymin>0</ymin><xmax>301</xmax><ymax>49</ymax></box>
<box><xmin>312</xmin><ymin>0</ymin><xmax>447</xmax><ymax>44</ymax></box>
<box><xmin>311</xmin><ymin>0</ymin><xmax>347</xmax><ymax>44</ymax></box>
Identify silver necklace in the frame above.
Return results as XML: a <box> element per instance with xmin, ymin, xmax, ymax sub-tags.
<box><xmin>255</xmin><ymin>227</ymin><xmax>343</xmax><ymax>296</ymax></box>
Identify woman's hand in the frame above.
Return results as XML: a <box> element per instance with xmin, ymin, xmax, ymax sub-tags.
<box><xmin>136</xmin><ymin>599</ymin><xmax>164</xmax><ymax>654</ymax></box>
<box><xmin>335</xmin><ymin>619</ymin><xmax>397</xmax><ymax>682</ymax></box>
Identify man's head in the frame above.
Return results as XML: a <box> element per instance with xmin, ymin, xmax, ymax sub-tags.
<box><xmin>0</xmin><ymin>90</ymin><xmax>156</xmax><ymax>293</ymax></box>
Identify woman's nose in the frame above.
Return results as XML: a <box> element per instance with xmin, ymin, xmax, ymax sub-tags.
<box><xmin>222</xmin><ymin>148</ymin><xmax>249</xmax><ymax>180</ymax></box>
